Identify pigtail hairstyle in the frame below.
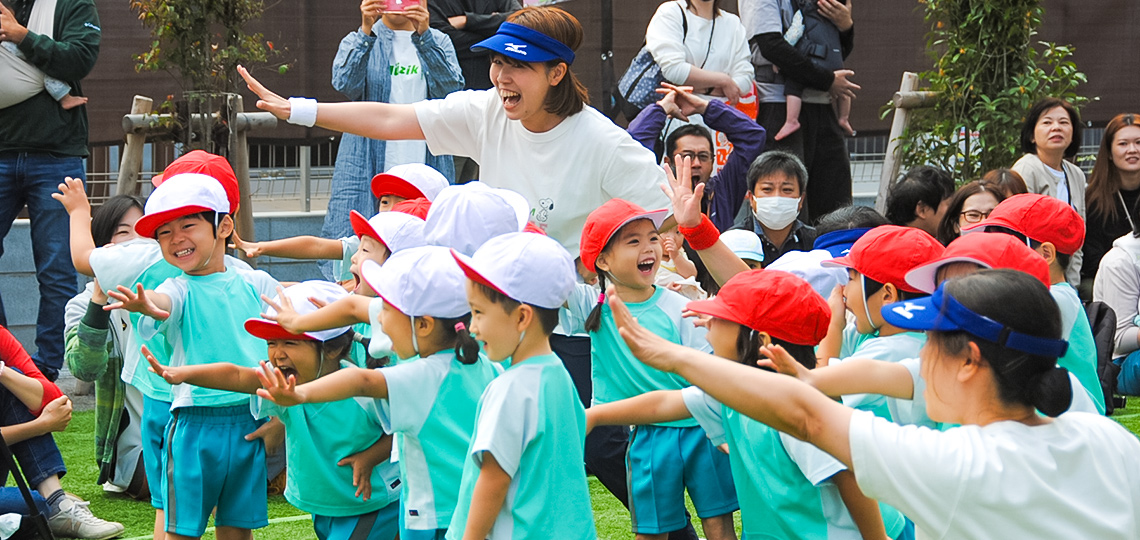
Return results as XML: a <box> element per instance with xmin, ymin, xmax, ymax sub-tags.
<box><xmin>584</xmin><ymin>272</ymin><xmax>608</xmax><ymax>333</ymax></box>
<box><xmin>441</xmin><ymin>314</ymin><xmax>481</xmax><ymax>365</ymax></box>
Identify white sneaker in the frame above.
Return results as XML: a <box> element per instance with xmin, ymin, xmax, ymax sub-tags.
<box><xmin>47</xmin><ymin>495</ymin><xmax>125</xmax><ymax>539</ymax></box>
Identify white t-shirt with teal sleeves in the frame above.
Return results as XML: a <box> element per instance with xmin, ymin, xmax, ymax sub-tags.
<box><xmin>375</xmin><ymin>351</ymin><xmax>501</xmax><ymax>531</ymax></box>
<box><xmin>1051</xmin><ymin>283</ymin><xmax>1107</xmax><ymax>413</ymax></box>
<box><xmin>565</xmin><ymin>284</ymin><xmax>710</xmax><ymax>428</ymax></box>
<box><xmin>682</xmin><ymin>387</ymin><xmax>905</xmax><ymax>540</ymax></box>
<box><xmin>447</xmin><ymin>354</ymin><xmax>596</xmax><ymax>540</ymax></box>
<box><xmin>838</xmin><ymin>332</ymin><xmax>931</xmax><ymax>427</ymax></box>
<box><xmin>252</xmin><ymin>361</ymin><xmax>400</xmax><ymax>517</ymax></box>
<box><xmin>138</xmin><ymin>267</ymin><xmax>279</xmax><ymax>410</ymax></box>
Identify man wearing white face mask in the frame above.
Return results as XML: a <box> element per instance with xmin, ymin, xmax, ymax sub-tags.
<box><xmin>731</xmin><ymin>150</ymin><xmax>817</xmax><ymax>266</ymax></box>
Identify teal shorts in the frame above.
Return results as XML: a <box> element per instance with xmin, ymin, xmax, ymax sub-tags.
<box><xmin>313</xmin><ymin>500</ymin><xmax>400</xmax><ymax>540</ymax></box>
<box><xmin>162</xmin><ymin>404</ymin><xmax>269</xmax><ymax>536</ymax></box>
<box><xmin>141</xmin><ymin>396</ymin><xmax>172</xmax><ymax>510</ymax></box>
<box><xmin>627</xmin><ymin>424</ymin><xmax>738</xmax><ymax>534</ymax></box>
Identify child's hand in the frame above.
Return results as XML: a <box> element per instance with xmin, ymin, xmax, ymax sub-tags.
<box><xmin>662</xmin><ymin>234</ymin><xmax>681</xmax><ymax>260</ymax></box>
<box><xmin>90</xmin><ymin>278</ymin><xmax>108</xmax><ymax>305</ymax></box>
<box><xmin>338</xmin><ymin>439</ymin><xmax>390</xmax><ymax>501</ymax></box>
<box><xmin>143</xmin><ymin>345</ymin><xmax>182</xmax><ymax>385</ymax></box>
<box><xmin>229</xmin><ymin>232</ymin><xmax>264</xmax><ymax>258</ymax></box>
<box><xmin>828</xmin><ymin>284</ymin><xmax>847</xmax><ymax>321</ymax></box>
<box><xmin>661</xmin><ymin>155</ymin><xmax>705</xmax><ymax>229</ymax></box>
<box><xmin>106</xmin><ymin>284</ymin><xmax>170</xmax><ymax>321</ymax></box>
<box><xmin>255</xmin><ymin>361</ymin><xmax>306</xmax><ymax>407</ymax></box>
<box><xmin>245</xmin><ymin>417</ymin><xmax>285</xmax><ymax>455</ymax></box>
<box><xmin>261</xmin><ymin>286</ymin><xmax>302</xmax><ymax>333</ymax></box>
<box><xmin>51</xmin><ymin>177</ymin><xmax>91</xmax><ymax>215</ymax></box>
<box><xmin>757</xmin><ymin>344</ymin><xmax>815</xmax><ymax>385</ymax></box>
<box><xmin>36</xmin><ymin>395</ymin><xmax>72</xmax><ymax>434</ymax></box>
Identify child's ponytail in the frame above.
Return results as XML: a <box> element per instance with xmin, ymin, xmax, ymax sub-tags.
<box><xmin>444</xmin><ymin>314</ymin><xmax>481</xmax><ymax>365</ymax></box>
<box><xmin>584</xmin><ymin>273</ymin><xmax>608</xmax><ymax>333</ymax></box>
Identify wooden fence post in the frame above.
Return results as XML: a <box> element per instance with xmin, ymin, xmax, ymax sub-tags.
<box><xmin>876</xmin><ymin>72</ymin><xmax>919</xmax><ymax>214</ymax></box>
<box><xmin>116</xmin><ymin>95</ymin><xmax>153</xmax><ymax>195</ymax></box>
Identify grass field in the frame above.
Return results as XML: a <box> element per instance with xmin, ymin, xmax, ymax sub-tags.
<box><xmin>45</xmin><ymin>398</ymin><xmax>1137</xmax><ymax>539</ymax></box>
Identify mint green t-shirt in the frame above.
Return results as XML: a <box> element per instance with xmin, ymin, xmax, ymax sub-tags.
<box><xmin>447</xmin><ymin>354</ymin><xmax>596</xmax><ymax>540</ymax></box>
<box><xmin>1051</xmin><ymin>283</ymin><xmax>1106</xmax><ymax>414</ymax></box>
<box><xmin>376</xmin><ymin>351</ymin><xmax>501</xmax><ymax>531</ymax></box>
<box><xmin>839</xmin><ymin>331</ymin><xmax>930</xmax><ymax>426</ymax></box>
<box><xmin>139</xmin><ymin>267</ymin><xmax>279</xmax><ymax>409</ymax></box>
<box><xmin>565</xmin><ymin>284</ymin><xmax>709</xmax><ymax>428</ymax></box>
<box><xmin>683</xmin><ymin>387</ymin><xmax>905</xmax><ymax>540</ymax></box>
<box><xmin>253</xmin><ymin>361</ymin><xmax>400</xmax><ymax>517</ymax></box>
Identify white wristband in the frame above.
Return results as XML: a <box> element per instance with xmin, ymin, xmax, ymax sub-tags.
<box><xmin>0</xmin><ymin>361</ymin><xmax>6</xmax><ymax>378</ymax></box>
<box><xmin>287</xmin><ymin>97</ymin><xmax>318</xmax><ymax>127</ymax></box>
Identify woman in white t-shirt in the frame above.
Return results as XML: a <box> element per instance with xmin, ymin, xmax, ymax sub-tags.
<box><xmin>606</xmin><ymin>268</ymin><xmax>1140</xmax><ymax>539</ymax></box>
<box><xmin>239</xmin><ymin>6</ymin><xmax>670</xmax><ymax>257</ymax></box>
<box><xmin>644</xmin><ymin>0</ymin><xmax>753</xmax><ymax>104</ymax></box>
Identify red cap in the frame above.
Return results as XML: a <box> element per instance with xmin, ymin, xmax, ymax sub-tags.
<box><xmin>579</xmin><ymin>199</ymin><xmax>669</xmax><ymax>273</ymax></box>
<box><xmin>962</xmin><ymin>193</ymin><xmax>1085</xmax><ymax>255</ymax></box>
<box><xmin>905</xmin><ymin>232</ymin><xmax>1052</xmax><ymax>292</ymax></box>
<box><xmin>391</xmin><ymin>198</ymin><xmax>431</xmax><ymax>220</ymax></box>
<box><xmin>686</xmin><ymin>270</ymin><xmax>830</xmax><ymax>346</ymax></box>
<box><xmin>153</xmin><ymin>151</ymin><xmax>240</xmax><ymax>214</ymax></box>
<box><xmin>823</xmin><ymin>225</ymin><xmax>944</xmax><ymax>294</ymax></box>
<box><xmin>523</xmin><ymin>222</ymin><xmax>547</xmax><ymax>235</ymax></box>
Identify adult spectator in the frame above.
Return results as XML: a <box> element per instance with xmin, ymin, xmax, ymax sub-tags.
<box><xmin>1094</xmin><ymin>229</ymin><xmax>1140</xmax><ymax>396</ymax></box>
<box><xmin>628</xmin><ymin>84</ymin><xmax>765</xmax><ymax>232</ymax></box>
<box><xmin>321</xmin><ymin>0</ymin><xmax>463</xmax><ymax>279</ymax></box>
<box><xmin>732</xmin><ymin>150</ymin><xmax>817</xmax><ymax>265</ymax></box>
<box><xmin>986</xmin><ymin>167</ymin><xmax>1028</xmax><ymax>197</ymax></box>
<box><xmin>1083</xmin><ymin>113</ymin><xmax>1140</xmax><ymax>297</ymax></box>
<box><xmin>767</xmin><ymin>204</ymin><xmax>889</xmax><ymax>297</ymax></box>
<box><xmin>935</xmin><ymin>177</ymin><xmax>1007</xmax><ymax>246</ymax></box>
<box><xmin>0</xmin><ymin>0</ymin><xmax>100</xmax><ymax>381</ymax></box>
<box><xmin>1012</xmin><ymin>97</ymin><xmax>1085</xmax><ymax>285</ymax></box>
<box><xmin>645</xmin><ymin>0</ymin><xmax>753</xmax><ymax>104</ymax></box>
<box><xmin>739</xmin><ymin>0</ymin><xmax>859</xmax><ymax>221</ymax></box>
<box><xmin>0</xmin><ymin>325</ymin><xmax>124</xmax><ymax>538</ymax></box>
<box><xmin>429</xmin><ymin>0</ymin><xmax>521</xmax><ymax>182</ymax></box>
<box><xmin>884</xmin><ymin>165</ymin><xmax>955</xmax><ymax>237</ymax></box>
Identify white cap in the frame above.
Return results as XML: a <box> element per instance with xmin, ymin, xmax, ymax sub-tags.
<box><xmin>244</xmin><ymin>281</ymin><xmax>353</xmax><ymax>342</ymax></box>
<box><xmin>349</xmin><ymin>210</ymin><xmax>427</xmax><ymax>253</ymax></box>
<box><xmin>371</xmin><ymin>163</ymin><xmax>450</xmax><ymax>202</ymax></box>
<box><xmin>425</xmin><ymin>182</ymin><xmax>528</xmax><ymax>256</ymax></box>
<box><xmin>720</xmin><ymin>229</ymin><xmax>765</xmax><ymax>263</ymax></box>
<box><xmin>134</xmin><ymin>173</ymin><xmax>230</xmax><ymax>237</ymax></box>
<box><xmin>452</xmin><ymin>232</ymin><xmax>575</xmax><ymax>309</ymax></box>
<box><xmin>361</xmin><ymin>246</ymin><xmax>469</xmax><ymax>318</ymax></box>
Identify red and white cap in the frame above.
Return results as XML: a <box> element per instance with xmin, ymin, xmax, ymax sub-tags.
<box><xmin>962</xmin><ymin>193</ymin><xmax>1085</xmax><ymax>255</ymax></box>
<box><xmin>905</xmin><ymin>232</ymin><xmax>1053</xmax><ymax>292</ymax></box>
<box><xmin>823</xmin><ymin>225</ymin><xmax>944</xmax><ymax>294</ymax></box>
<box><xmin>349</xmin><ymin>210</ymin><xmax>426</xmax><ymax>253</ymax></box>
<box><xmin>361</xmin><ymin>246</ymin><xmax>469</xmax><ymax>318</ymax></box>
<box><xmin>370</xmin><ymin>163</ymin><xmax>450</xmax><ymax>202</ymax></box>
<box><xmin>392</xmin><ymin>198</ymin><xmax>431</xmax><ymax>220</ymax></box>
<box><xmin>244</xmin><ymin>281</ymin><xmax>353</xmax><ymax>342</ymax></box>
<box><xmin>135</xmin><ymin>173</ymin><xmax>231</xmax><ymax>238</ymax></box>
<box><xmin>686</xmin><ymin>270</ymin><xmax>830</xmax><ymax>346</ymax></box>
<box><xmin>425</xmin><ymin>182</ymin><xmax>530</xmax><ymax>256</ymax></box>
<box><xmin>452</xmin><ymin>232</ymin><xmax>576</xmax><ymax>309</ymax></box>
<box><xmin>579</xmin><ymin>199</ymin><xmax>669</xmax><ymax>273</ymax></box>
<box><xmin>151</xmin><ymin>150</ymin><xmax>240</xmax><ymax>213</ymax></box>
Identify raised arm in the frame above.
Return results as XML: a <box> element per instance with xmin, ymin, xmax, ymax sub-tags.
<box><xmin>261</xmin><ymin>291</ymin><xmax>371</xmax><ymax>334</ymax></box>
<box><xmin>608</xmin><ymin>290</ymin><xmax>855</xmax><ymax>466</ymax></box>
<box><xmin>145</xmin><ymin>346</ymin><xmax>263</xmax><ymax>394</ymax></box>
<box><xmin>232</xmin><ymin>232</ymin><xmax>344</xmax><ymax>261</ymax></box>
<box><xmin>52</xmin><ymin>177</ymin><xmax>97</xmax><ymax>276</ymax></box>
<box><xmin>665</xmin><ymin>155</ymin><xmax>750</xmax><ymax>285</ymax></box>
<box><xmin>586</xmin><ymin>390</ymin><xmax>691</xmax><ymax>433</ymax></box>
<box><xmin>240</xmin><ymin>66</ymin><xmax>425</xmax><ymax>141</ymax></box>
<box><xmin>256</xmin><ymin>362</ymin><xmax>389</xmax><ymax>406</ymax></box>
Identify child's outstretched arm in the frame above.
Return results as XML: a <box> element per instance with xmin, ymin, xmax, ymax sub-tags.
<box><xmin>106</xmin><ymin>284</ymin><xmax>171</xmax><ymax>321</ymax></box>
<box><xmin>664</xmin><ymin>156</ymin><xmax>750</xmax><ymax>286</ymax></box>
<box><xmin>51</xmin><ymin>177</ymin><xmax>97</xmax><ymax>276</ymax></box>
<box><xmin>231</xmin><ymin>231</ymin><xmax>344</xmax><ymax>261</ymax></box>
<box><xmin>261</xmin><ymin>288</ymin><xmax>371</xmax><ymax>334</ymax></box>
<box><xmin>461</xmin><ymin>453</ymin><xmax>511</xmax><ymax>540</ymax></box>
<box><xmin>256</xmin><ymin>362</ymin><xmax>389</xmax><ymax>406</ymax></box>
<box><xmin>586</xmin><ymin>390</ymin><xmax>691</xmax><ymax>433</ymax></box>
<box><xmin>607</xmin><ymin>289</ymin><xmax>856</xmax><ymax>466</ymax></box>
<box><xmin>832</xmin><ymin>470</ymin><xmax>889</xmax><ymax>540</ymax></box>
<box><xmin>144</xmin><ymin>346</ymin><xmax>262</xmax><ymax>394</ymax></box>
<box><xmin>760</xmin><ymin>347</ymin><xmax>916</xmax><ymax>400</ymax></box>
<box><xmin>338</xmin><ymin>434</ymin><xmax>394</xmax><ymax>501</ymax></box>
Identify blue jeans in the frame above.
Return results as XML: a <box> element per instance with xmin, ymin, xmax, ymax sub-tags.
<box><xmin>1115</xmin><ymin>351</ymin><xmax>1140</xmax><ymax>396</ymax></box>
<box><xmin>0</xmin><ymin>383</ymin><xmax>67</xmax><ymax>488</ymax></box>
<box><xmin>0</xmin><ymin>487</ymin><xmax>48</xmax><ymax>516</ymax></box>
<box><xmin>0</xmin><ymin>153</ymin><xmax>82</xmax><ymax>380</ymax></box>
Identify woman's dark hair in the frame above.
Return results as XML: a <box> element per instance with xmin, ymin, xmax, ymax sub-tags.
<box><xmin>747</xmin><ymin>150</ymin><xmax>808</xmax><ymax>194</ymax></box>
<box><xmin>814</xmin><ymin>205</ymin><xmax>890</xmax><ymax>235</ymax></box>
<box><xmin>982</xmin><ymin>168</ymin><xmax>1028</xmax><ymax>197</ymax></box>
<box><xmin>935</xmin><ymin>179</ymin><xmax>1007</xmax><ymax>245</ymax></box>
<box><xmin>885</xmin><ymin>166</ymin><xmax>955</xmax><ymax>226</ymax></box>
<box><xmin>929</xmin><ymin>269</ymin><xmax>1072</xmax><ymax>417</ymax></box>
<box><xmin>91</xmin><ymin>195</ymin><xmax>145</xmax><ymax>247</ymax></box>
<box><xmin>473</xmin><ymin>282</ymin><xmax>561</xmax><ymax>336</ymax></box>
<box><xmin>506</xmin><ymin>7</ymin><xmax>589</xmax><ymax>118</ymax></box>
<box><xmin>434</xmin><ymin>314</ymin><xmax>481</xmax><ymax>365</ymax></box>
<box><xmin>665</xmin><ymin>124</ymin><xmax>714</xmax><ymax>162</ymax></box>
<box><xmin>1086</xmin><ymin>113</ymin><xmax>1140</xmax><ymax>224</ymax></box>
<box><xmin>1020</xmin><ymin>97</ymin><xmax>1082</xmax><ymax>159</ymax></box>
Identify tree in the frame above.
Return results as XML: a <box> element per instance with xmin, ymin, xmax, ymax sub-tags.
<box><xmin>892</xmin><ymin>0</ymin><xmax>1091</xmax><ymax>182</ymax></box>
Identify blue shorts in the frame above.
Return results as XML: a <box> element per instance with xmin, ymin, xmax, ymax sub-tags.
<box><xmin>627</xmin><ymin>424</ymin><xmax>738</xmax><ymax>534</ymax></box>
<box><xmin>141</xmin><ymin>396</ymin><xmax>172</xmax><ymax>510</ymax></box>
<box><xmin>162</xmin><ymin>404</ymin><xmax>269</xmax><ymax>536</ymax></box>
<box><xmin>313</xmin><ymin>500</ymin><xmax>400</xmax><ymax>540</ymax></box>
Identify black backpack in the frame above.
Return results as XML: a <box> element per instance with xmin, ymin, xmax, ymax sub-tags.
<box><xmin>1085</xmin><ymin>301</ymin><xmax>1124</xmax><ymax>415</ymax></box>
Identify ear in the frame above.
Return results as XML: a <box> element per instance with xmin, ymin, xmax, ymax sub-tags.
<box><xmin>914</xmin><ymin>201</ymin><xmax>933</xmax><ymax>220</ymax></box>
<box><xmin>516</xmin><ymin>303</ymin><xmax>535</xmax><ymax>333</ymax></box>
<box><xmin>594</xmin><ymin>253</ymin><xmax>610</xmax><ymax>274</ymax></box>
<box><xmin>957</xmin><ymin>341</ymin><xmax>984</xmax><ymax>383</ymax></box>
<box><xmin>547</xmin><ymin>62</ymin><xmax>568</xmax><ymax>86</ymax></box>
<box><xmin>1037</xmin><ymin>242</ymin><xmax>1058</xmax><ymax>266</ymax></box>
<box><xmin>880</xmin><ymin>283</ymin><xmax>900</xmax><ymax>305</ymax></box>
<box><xmin>755</xmin><ymin>331</ymin><xmax>772</xmax><ymax>348</ymax></box>
<box><xmin>217</xmin><ymin>214</ymin><xmax>235</xmax><ymax>238</ymax></box>
<box><xmin>416</xmin><ymin>315</ymin><xmax>436</xmax><ymax>338</ymax></box>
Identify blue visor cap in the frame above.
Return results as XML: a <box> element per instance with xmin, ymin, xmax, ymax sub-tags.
<box><xmin>882</xmin><ymin>283</ymin><xmax>1069</xmax><ymax>358</ymax></box>
<box><xmin>471</xmin><ymin>22</ymin><xmax>576</xmax><ymax>65</ymax></box>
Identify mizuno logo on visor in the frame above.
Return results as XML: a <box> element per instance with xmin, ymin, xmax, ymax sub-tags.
<box><xmin>505</xmin><ymin>43</ymin><xmax>527</xmax><ymax>55</ymax></box>
<box><xmin>892</xmin><ymin>303</ymin><xmax>925</xmax><ymax>320</ymax></box>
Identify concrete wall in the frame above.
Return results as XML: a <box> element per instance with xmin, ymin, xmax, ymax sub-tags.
<box><xmin>0</xmin><ymin>212</ymin><xmax>328</xmax><ymax>354</ymax></box>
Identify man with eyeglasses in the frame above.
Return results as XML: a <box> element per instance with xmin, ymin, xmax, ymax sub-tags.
<box><xmin>628</xmin><ymin>85</ymin><xmax>766</xmax><ymax>232</ymax></box>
